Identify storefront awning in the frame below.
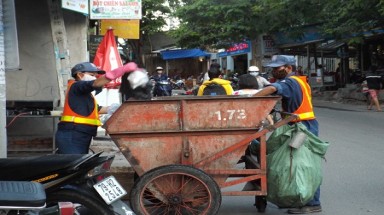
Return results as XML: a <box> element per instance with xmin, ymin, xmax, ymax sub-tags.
<box><xmin>317</xmin><ymin>41</ymin><xmax>345</xmax><ymax>51</ymax></box>
<box><xmin>278</xmin><ymin>39</ymin><xmax>324</xmax><ymax>49</ymax></box>
<box><xmin>160</xmin><ymin>49</ymin><xmax>211</xmax><ymax>60</ymax></box>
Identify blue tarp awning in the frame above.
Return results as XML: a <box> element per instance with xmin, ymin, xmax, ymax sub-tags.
<box><xmin>160</xmin><ymin>49</ymin><xmax>210</xmax><ymax>60</ymax></box>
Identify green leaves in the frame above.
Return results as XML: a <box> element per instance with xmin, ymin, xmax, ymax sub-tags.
<box><xmin>321</xmin><ymin>0</ymin><xmax>384</xmax><ymax>43</ymax></box>
<box><xmin>170</xmin><ymin>0</ymin><xmax>328</xmax><ymax>49</ymax></box>
<box><xmin>142</xmin><ymin>0</ymin><xmax>384</xmax><ymax>49</ymax></box>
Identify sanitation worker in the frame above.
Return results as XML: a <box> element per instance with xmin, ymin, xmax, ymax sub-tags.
<box><xmin>55</xmin><ymin>62</ymin><xmax>137</xmax><ymax>154</ymax></box>
<box><xmin>254</xmin><ymin>55</ymin><xmax>321</xmax><ymax>214</ymax></box>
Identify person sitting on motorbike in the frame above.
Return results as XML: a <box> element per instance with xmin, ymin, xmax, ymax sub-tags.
<box><xmin>248</xmin><ymin>66</ymin><xmax>270</xmax><ymax>89</ymax></box>
<box><xmin>152</xmin><ymin>66</ymin><xmax>169</xmax><ymax>82</ymax></box>
<box><xmin>197</xmin><ymin>67</ymin><xmax>233</xmax><ymax>96</ymax></box>
<box><xmin>152</xmin><ymin>66</ymin><xmax>172</xmax><ymax>96</ymax></box>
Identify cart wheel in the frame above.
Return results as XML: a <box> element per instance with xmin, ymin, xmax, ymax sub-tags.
<box><xmin>255</xmin><ymin>196</ymin><xmax>267</xmax><ymax>213</ymax></box>
<box><xmin>130</xmin><ymin>164</ymin><xmax>222</xmax><ymax>215</ymax></box>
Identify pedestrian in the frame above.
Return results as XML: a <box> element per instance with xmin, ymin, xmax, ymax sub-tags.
<box><xmin>297</xmin><ymin>65</ymin><xmax>304</xmax><ymax>76</ymax></box>
<box><xmin>366</xmin><ymin>65</ymin><xmax>382</xmax><ymax>111</ymax></box>
<box><xmin>361</xmin><ymin>79</ymin><xmax>371</xmax><ymax>108</ymax></box>
<box><xmin>248</xmin><ymin>66</ymin><xmax>270</xmax><ymax>89</ymax></box>
<box><xmin>55</xmin><ymin>62</ymin><xmax>138</xmax><ymax>154</ymax></box>
<box><xmin>197</xmin><ymin>67</ymin><xmax>233</xmax><ymax>96</ymax></box>
<box><xmin>254</xmin><ymin>55</ymin><xmax>322</xmax><ymax>214</ymax></box>
<box><xmin>290</xmin><ymin>65</ymin><xmax>304</xmax><ymax>76</ymax></box>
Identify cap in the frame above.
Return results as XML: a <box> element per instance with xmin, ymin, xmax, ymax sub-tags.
<box><xmin>156</xmin><ymin>66</ymin><xmax>163</xmax><ymax>70</ymax></box>
<box><xmin>248</xmin><ymin>66</ymin><xmax>259</xmax><ymax>72</ymax></box>
<box><xmin>265</xmin><ymin>55</ymin><xmax>296</xmax><ymax>67</ymax></box>
<box><xmin>71</xmin><ymin>62</ymin><xmax>105</xmax><ymax>77</ymax></box>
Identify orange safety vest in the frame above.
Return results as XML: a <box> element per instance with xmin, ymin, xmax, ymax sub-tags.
<box><xmin>60</xmin><ymin>80</ymin><xmax>101</xmax><ymax>126</ymax></box>
<box><xmin>290</xmin><ymin>76</ymin><xmax>316</xmax><ymax>122</ymax></box>
<box><xmin>295</xmin><ymin>75</ymin><xmax>308</xmax><ymax>83</ymax></box>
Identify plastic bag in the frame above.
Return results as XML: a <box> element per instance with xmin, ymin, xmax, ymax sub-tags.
<box><xmin>100</xmin><ymin>103</ymin><xmax>121</xmax><ymax>125</ymax></box>
<box><xmin>127</xmin><ymin>70</ymin><xmax>149</xmax><ymax>89</ymax></box>
<box><xmin>266</xmin><ymin>123</ymin><xmax>329</xmax><ymax>208</ymax></box>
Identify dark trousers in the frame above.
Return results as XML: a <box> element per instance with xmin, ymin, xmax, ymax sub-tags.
<box><xmin>55</xmin><ymin>129</ymin><xmax>92</xmax><ymax>154</ymax></box>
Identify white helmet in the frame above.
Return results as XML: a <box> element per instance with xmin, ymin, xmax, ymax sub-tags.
<box><xmin>248</xmin><ymin>66</ymin><xmax>259</xmax><ymax>72</ymax></box>
<box><xmin>156</xmin><ymin>66</ymin><xmax>163</xmax><ymax>71</ymax></box>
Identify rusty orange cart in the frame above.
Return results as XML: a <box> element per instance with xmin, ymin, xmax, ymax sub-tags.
<box><xmin>104</xmin><ymin>96</ymin><xmax>295</xmax><ymax>215</ymax></box>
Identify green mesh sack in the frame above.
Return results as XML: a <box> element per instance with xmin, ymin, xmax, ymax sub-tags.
<box><xmin>266</xmin><ymin>123</ymin><xmax>329</xmax><ymax>208</ymax></box>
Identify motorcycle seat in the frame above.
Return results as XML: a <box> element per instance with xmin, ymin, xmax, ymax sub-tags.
<box><xmin>0</xmin><ymin>181</ymin><xmax>46</xmax><ymax>208</ymax></box>
<box><xmin>0</xmin><ymin>154</ymin><xmax>91</xmax><ymax>181</ymax></box>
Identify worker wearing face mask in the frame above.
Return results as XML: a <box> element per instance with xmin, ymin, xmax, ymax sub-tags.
<box><xmin>248</xmin><ymin>66</ymin><xmax>270</xmax><ymax>89</ymax></box>
<box><xmin>56</xmin><ymin>62</ymin><xmax>138</xmax><ymax>154</ymax></box>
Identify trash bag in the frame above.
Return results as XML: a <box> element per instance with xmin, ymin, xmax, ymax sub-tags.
<box><xmin>266</xmin><ymin>123</ymin><xmax>329</xmax><ymax>208</ymax></box>
<box><xmin>100</xmin><ymin>103</ymin><xmax>121</xmax><ymax>125</ymax></box>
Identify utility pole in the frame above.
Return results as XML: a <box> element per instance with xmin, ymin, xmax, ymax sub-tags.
<box><xmin>0</xmin><ymin>0</ymin><xmax>6</xmax><ymax>158</ymax></box>
<box><xmin>47</xmin><ymin>0</ymin><xmax>71</xmax><ymax>108</ymax></box>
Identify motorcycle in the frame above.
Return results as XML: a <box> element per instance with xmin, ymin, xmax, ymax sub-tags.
<box><xmin>171</xmin><ymin>79</ymin><xmax>187</xmax><ymax>90</ymax></box>
<box><xmin>0</xmin><ymin>152</ymin><xmax>134</xmax><ymax>215</ymax></box>
<box><xmin>0</xmin><ymin>180</ymin><xmax>75</xmax><ymax>215</ymax></box>
<box><xmin>151</xmin><ymin>78</ymin><xmax>172</xmax><ymax>97</ymax></box>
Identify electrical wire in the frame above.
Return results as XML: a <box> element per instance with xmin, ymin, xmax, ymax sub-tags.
<box><xmin>5</xmin><ymin>112</ymin><xmax>30</xmax><ymax>128</ymax></box>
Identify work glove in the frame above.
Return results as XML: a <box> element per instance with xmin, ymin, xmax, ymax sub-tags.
<box><xmin>105</xmin><ymin>62</ymin><xmax>138</xmax><ymax>80</ymax></box>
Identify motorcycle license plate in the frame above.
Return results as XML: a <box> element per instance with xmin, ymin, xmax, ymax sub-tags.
<box><xmin>94</xmin><ymin>176</ymin><xmax>127</xmax><ymax>205</ymax></box>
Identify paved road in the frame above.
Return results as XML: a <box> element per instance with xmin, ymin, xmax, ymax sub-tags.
<box><xmin>219</xmin><ymin>101</ymin><xmax>384</xmax><ymax>215</ymax></box>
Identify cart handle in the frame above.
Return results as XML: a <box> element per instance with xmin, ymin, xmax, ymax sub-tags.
<box><xmin>266</xmin><ymin>114</ymin><xmax>298</xmax><ymax>131</ymax></box>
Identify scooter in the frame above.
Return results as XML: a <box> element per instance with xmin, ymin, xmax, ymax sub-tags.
<box><xmin>151</xmin><ymin>78</ymin><xmax>172</xmax><ymax>97</ymax></box>
<box><xmin>171</xmin><ymin>79</ymin><xmax>187</xmax><ymax>90</ymax></box>
<box><xmin>0</xmin><ymin>152</ymin><xmax>134</xmax><ymax>215</ymax></box>
<box><xmin>0</xmin><ymin>180</ymin><xmax>74</xmax><ymax>215</ymax></box>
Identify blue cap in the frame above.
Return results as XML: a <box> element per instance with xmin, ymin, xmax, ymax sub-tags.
<box><xmin>265</xmin><ymin>55</ymin><xmax>296</xmax><ymax>67</ymax></box>
<box><xmin>71</xmin><ymin>62</ymin><xmax>105</xmax><ymax>77</ymax></box>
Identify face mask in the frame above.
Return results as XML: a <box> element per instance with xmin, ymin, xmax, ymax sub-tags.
<box><xmin>249</xmin><ymin>71</ymin><xmax>259</xmax><ymax>77</ymax></box>
<box><xmin>272</xmin><ymin>68</ymin><xmax>288</xmax><ymax>79</ymax></box>
<box><xmin>81</xmin><ymin>74</ymin><xmax>97</xmax><ymax>81</ymax></box>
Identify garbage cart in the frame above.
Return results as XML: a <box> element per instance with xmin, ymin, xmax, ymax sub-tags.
<box><xmin>104</xmin><ymin>96</ymin><xmax>295</xmax><ymax>215</ymax></box>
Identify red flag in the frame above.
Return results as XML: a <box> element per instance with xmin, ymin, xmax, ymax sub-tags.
<box><xmin>93</xmin><ymin>29</ymin><xmax>123</xmax><ymax>89</ymax></box>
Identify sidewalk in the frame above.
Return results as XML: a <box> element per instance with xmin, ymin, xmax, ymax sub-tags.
<box><xmin>312</xmin><ymin>98</ymin><xmax>368</xmax><ymax>112</ymax></box>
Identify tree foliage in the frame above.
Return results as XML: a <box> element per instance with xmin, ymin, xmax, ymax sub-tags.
<box><xmin>170</xmin><ymin>0</ymin><xmax>384</xmax><ymax>49</ymax></box>
<box><xmin>322</xmin><ymin>0</ymin><xmax>384</xmax><ymax>44</ymax></box>
<box><xmin>124</xmin><ymin>0</ymin><xmax>182</xmax><ymax>65</ymax></box>
<box><xmin>170</xmin><ymin>0</ymin><xmax>260</xmax><ymax>49</ymax></box>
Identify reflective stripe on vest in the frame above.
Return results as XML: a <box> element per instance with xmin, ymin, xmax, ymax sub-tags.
<box><xmin>61</xmin><ymin>80</ymin><xmax>101</xmax><ymax>126</ymax></box>
<box><xmin>61</xmin><ymin>116</ymin><xmax>101</xmax><ymax>125</ymax></box>
<box><xmin>290</xmin><ymin>76</ymin><xmax>316</xmax><ymax>121</ymax></box>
